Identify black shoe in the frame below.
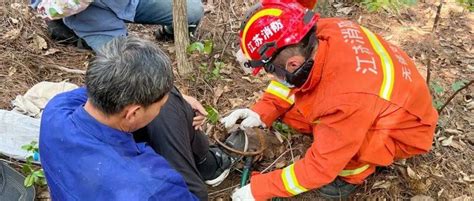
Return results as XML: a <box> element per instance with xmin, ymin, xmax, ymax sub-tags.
<box><xmin>154</xmin><ymin>25</ymin><xmax>198</xmax><ymax>41</ymax></box>
<box><xmin>46</xmin><ymin>19</ymin><xmax>90</xmax><ymax>49</ymax></box>
<box><xmin>204</xmin><ymin>146</ymin><xmax>235</xmax><ymax>186</ymax></box>
<box><xmin>318</xmin><ymin>178</ymin><xmax>357</xmax><ymax>199</ymax></box>
<box><xmin>155</xmin><ymin>25</ymin><xmax>175</xmax><ymax>41</ymax></box>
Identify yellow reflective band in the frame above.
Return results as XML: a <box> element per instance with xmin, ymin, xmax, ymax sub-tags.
<box><xmin>338</xmin><ymin>164</ymin><xmax>370</xmax><ymax>177</ymax></box>
<box><xmin>281</xmin><ymin>164</ymin><xmax>308</xmax><ymax>195</ymax></box>
<box><xmin>265</xmin><ymin>80</ymin><xmax>295</xmax><ymax>104</ymax></box>
<box><xmin>241</xmin><ymin>8</ymin><xmax>282</xmax><ymax>59</ymax></box>
<box><xmin>360</xmin><ymin>26</ymin><xmax>395</xmax><ymax>101</ymax></box>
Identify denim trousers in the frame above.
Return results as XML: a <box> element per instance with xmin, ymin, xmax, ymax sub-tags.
<box><xmin>64</xmin><ymin>0</ymin><xmax>204</xmax><ymax>51</ymax></box>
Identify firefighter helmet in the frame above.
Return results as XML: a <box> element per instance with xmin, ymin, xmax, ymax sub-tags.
<box><xmin>239</xmin><ymin>0</ymin><xmax>320</xmax><ymax>74</ymax></box>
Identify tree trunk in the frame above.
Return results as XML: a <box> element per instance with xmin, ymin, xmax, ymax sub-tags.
<box><xmin>173</xmin><ymin>0</ymin><xmax>193</xmax><ymax>75</ymax></box>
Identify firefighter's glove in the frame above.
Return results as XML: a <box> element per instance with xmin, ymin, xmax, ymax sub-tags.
<box><xmin>220</xmin><ymin>109</ymin><xmax>265</xmax><ymax>130</ymax></box>
<box><xmin>231</xmin><ymin>184</ymin><xmax>255</xmax><ymax>201</ymax></box>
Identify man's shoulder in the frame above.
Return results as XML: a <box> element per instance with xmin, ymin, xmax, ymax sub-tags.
<box><xmin>43</xmin><ymin>87</ymin><xmax>87</xmax><ymax>115</ymax></box>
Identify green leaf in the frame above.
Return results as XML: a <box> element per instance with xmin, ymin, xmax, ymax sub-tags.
<box><xmin>187</xmin><ymin>42</ymin><xmax>204</xmax><ymax>54</ymax></box>
<box><xmin>434</xmin><ymin>100</ymin><xmax>443</xmax><ymax>109</ymax></box>
<box><xmin>24</xmin><ymin>175</ymin><xmax>34</xmax><ymax>187</ymax></box>
<box><xmin>203</xmin><ymin>40</ymin><xmax>213</xmax><ymax>55</ymax></box>
<box><xmin>205</xmin><ymin>106</ymin><xmax>219</xmax><ymax>125</ymax></box>
<box><xmin>212</xmin><ymin>62</ymin><xmax>224</xmax><ymax>78</ymax></box>
<box><xmin>26</xmin><ymin>156</ymin><xmax>33</xmax><ymax>163</ymax></box>
<box><xmin>21</xmin><ymin>144</ymin><xmax>32</xmax><ymax>151</ymax></box>
<box><xmin>22</xmin><ymin>164</ymin><xmax>33</xmax><ymax>175</ymax></box>
<box><xmin>451</xmin><ymin>80</ymin><xmax>468</xmax><ymax>91</ymax></box>
<box><xmin>36</xmin><ymin>170</ymin><xmax>45</xmax><ymax>178</ymax></box>
<box><xmin>39</xmin><ymin>178</ymin><xmax>47</xmax><ymax>186</ymax></box>
<box><xmin>430</xmin><ymin>82</ymin><xmax>444</xmax><ymax>95</ymax></box>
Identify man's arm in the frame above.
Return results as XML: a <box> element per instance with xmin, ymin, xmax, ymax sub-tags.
<box><xmin>251</xmin><ymin>80</ymin><xmax>295</xmax><ymax>127</ymax></box>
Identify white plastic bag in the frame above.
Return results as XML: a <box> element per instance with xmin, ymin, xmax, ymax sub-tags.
<box><xmin>0</xmin><ymin>110</ymin><xmax>40</xmax><ymax>162</ymax></box>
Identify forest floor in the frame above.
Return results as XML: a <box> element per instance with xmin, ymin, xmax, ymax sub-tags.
<box><xmin>0</xmin><ymin>0</ymin><xmax>472</xmax><ymax>200</ymax></box>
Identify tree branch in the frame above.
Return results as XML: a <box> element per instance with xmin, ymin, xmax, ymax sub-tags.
<box><xmin>438</xmin><ymin>80</ymin><xmax>473</xmax><ymax>114</ymax></box>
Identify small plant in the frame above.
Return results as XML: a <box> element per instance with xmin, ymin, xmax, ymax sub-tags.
<box><xmin>205</xmin><ymin>106</ymin><xmax>220</xmax><ymax>125</ymax></box>
<box><xmin>361</xmin><ymin>0</ymin><xmax>417</xmax><ymax>12</ymax></box>
<box><xmin>272</xmin><ymin>121</ymin><xmax>298</xmax><ymax>138</ymax></box>
<box><xmin>187</xmin><ymin>40</ymin><xmax>225</xmax><ymax>81</ymax></box>
<box><xmin>21</xmin><ymin>141</ymin><xmax>47</xmax><ymax>187</ymax></box>
<box><xmin>187</xmin><ymin>40</ymin><xmax>213</xmax><ymax>55</ymax></box>
<box><xmin>430</xmin><ymin>79</ymin><xmax>469</xmax><ymax>110</ymax></box>
<box><xmin>455</xmin><ymin>0</ymin><xmax>474</xmax><ymax>12</ymax></box>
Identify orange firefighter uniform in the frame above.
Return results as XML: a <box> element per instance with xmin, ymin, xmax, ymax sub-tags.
<box><xmin>248</xmin><ymin>18</ymin><xmax>438</xmax><ymax>200</ymax></box>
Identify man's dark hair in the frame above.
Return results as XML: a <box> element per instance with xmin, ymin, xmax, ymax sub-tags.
<box><xmin>85</xmin><ymin>36</ymin><xmax>174</xmax><ymax>115</ymax></box>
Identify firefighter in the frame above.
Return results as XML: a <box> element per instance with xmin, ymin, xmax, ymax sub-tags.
<box><xmin>222</xmin><ymin>0</ymin><xmax>438</xmax><ymax>200</ymax></box>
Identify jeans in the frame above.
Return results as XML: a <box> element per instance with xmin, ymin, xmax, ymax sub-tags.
<box><xmin>133</xmin><ymin>88</ymin><xmax>214</xmax><ymax>201</ymax></box>
<box><xmin>64</xmin><ymin>0</ymin><xmax>204</xmax><ymax>51</ymax></box>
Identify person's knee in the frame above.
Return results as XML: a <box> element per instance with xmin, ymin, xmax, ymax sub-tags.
<box><xmin>186</xmin><ymin>0</ymin><xmax>204</xmax><ymax>25</ymax></box>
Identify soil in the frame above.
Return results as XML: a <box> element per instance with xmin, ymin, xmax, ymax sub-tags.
<box><xmin>0</xmin><ymin>0</ymin><xmax>472</xmax><ymax>200</ymax></box>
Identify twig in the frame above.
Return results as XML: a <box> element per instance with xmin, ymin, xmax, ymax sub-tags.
<box><xmin>261</xmin><ymin>147</ymin><xmax>297</xmax><ymax>173</ymax></box>
<box><xmin>426</xmin><ymin>53</ymin><xmax>431</xmax><ymax>85</ymax></box>
<box><xmin>438</xmin><ymin>80</ymin><xmax>473</xmax><ymax>114</ymax></box>
<box><xmin>432</xmin><ymin>0</ymin><xmax>443</xmax><ymax>32</ymax></box>
<box><xmin>208</xmin><ymin>184</ymin><xmax>240</xmax><ymax>196</ymax></box>
<box><xmin>49</xmin><ymin>64</ymin><xmax>86</xmax><ymax>75</ymax></box>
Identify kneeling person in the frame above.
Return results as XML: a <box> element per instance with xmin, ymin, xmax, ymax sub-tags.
<box><xmin>39</xmin><ymin>37</ymin><xmax>231</xmax><ymax>200</ymax></box>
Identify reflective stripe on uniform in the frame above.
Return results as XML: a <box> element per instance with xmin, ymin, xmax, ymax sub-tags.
<box><xmin>360</xmin><ymin>26</ymin><xmax>395</xmax><ymax>101</ymax></box>
<box><xmin>265</xmin><ymin>80</ymin><xmax>295</xmax><ymax>104</ymax></box>
<box><xmin>281</xmin><ymin>164</ymin><xmax>308</xmax><ymax>195</ymax></box>
<box><xmin>338</xmin><ymin>164</ymin><xmax>370</xmax><ymax>177</ymax></box>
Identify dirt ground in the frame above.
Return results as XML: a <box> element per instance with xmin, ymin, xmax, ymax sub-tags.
<box><xmin>0</xmin><ymin>0</ymin><xmax>472</xmax><ymax>200</ymax></box>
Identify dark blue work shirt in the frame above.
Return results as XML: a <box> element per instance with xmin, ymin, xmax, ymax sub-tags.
<box><xmin>39</xmin><ymin>88</ymin><xmax>198</xmax><ymax>201</ymax></box>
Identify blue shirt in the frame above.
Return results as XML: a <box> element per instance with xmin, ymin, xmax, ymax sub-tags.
<box><xmin>39</xmin><ymin>88</ymin><xmax>198</xmax><ymax>201</ymax></box>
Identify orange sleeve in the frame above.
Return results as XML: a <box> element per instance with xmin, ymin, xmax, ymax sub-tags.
<box><xmin>297</xmin><ymin>0</ymin><xmax>317</xmax><ymax>9</ymax></box>
<box><xmin>250</xmin><ymin>100</ymin><xmax>379</xmax><ymax>200</ymax></box>
<box><xmin>251</xmin><ymin>80</ymin><xmax>295</xmax><ymax>127</ymax></box>
<box><xmin>251</xmin><ymin>92</ymin><xmax>292</xmax><ymax>127</ymax></box>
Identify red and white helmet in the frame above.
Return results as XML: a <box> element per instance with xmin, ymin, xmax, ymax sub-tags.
<box><xmin>239</xmin><ymin>0</ymin><xmax>320</xmax><ymax>75</ymax></box>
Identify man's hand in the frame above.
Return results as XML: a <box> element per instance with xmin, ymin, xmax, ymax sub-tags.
<box><xmin>182</xmin><ymin>94</ymin><xmax>208</xmax><ymax>131</ymax></box>
<box><xmin>220</xmin><ymin>109</ymin><xmax>265</xmax><ymax>130</ymax></box>
<box><xmin>231</xmin><ymin>184</ymin><xmax>255</xmax><ymax>201</ymax></box>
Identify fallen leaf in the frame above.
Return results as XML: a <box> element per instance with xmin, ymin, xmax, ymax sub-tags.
<box><xmin>213</xmin><ymin>85</ymin><xmax>224</xmax><ymax>105</ymax></box>
<box><xmin>410</xmin><ymin>195</ymin><xmax>434</xmax><ymax>201</ymax></box>
<box><xmin>441</xmin><ymin>136</ymin><xmax>453</xmax><ymax>146</ymax></box>
<box><xmin>445</xmin><ymin>128</ymin><xmax>463</xmax><ymax>135</ymax></box>
<box><xmin>33</xmin><ymin>35</ymin><xmax>48</xmax><ymax>50</ymax></box>
<box><xmin>241</xmin><ymin>76</ymin><xmax>252</xmax><ymax>83</ymax></box>
<box><xmin>437</xmin><ymin>188</ymin><xmax>444</xmax><ymax>197</ymax></box>
<box><xmin>449</xmin><ymin>140</ymin><xmax>464</xmax><ymax>150</ymax></box>
<box><xmin>467</xmin><ymin>102</ymin><xmax>474</xmax><ymax>110</ymax></box>
<box><xmin>337</xmin><ymin>7</ymin><xmax>353</xmax><ymax>15</ymax></box>
<box><xmin>275</xmin><ymin>161</ymin><xmax>286</xmax><ymax>169</ymax></box>
<box><xmin>228</xmin><ymin>98</ymin><xmax>244</xmax><ymax>108</ymax></box>
<box><xmin>272</xmin><ymin>130</ymin><xmax>284</xmax><ymax>143</ymax></box>
<box><xmin>43</xmin><ymin>48</ymin><xmax>60</xmax><ymax>56</ymax></box>
<box><xmin>2</xmin><ymin>29</ymin><xmax>21</xmax><ymax>40</ymax></box>
<box><xmin>407</xmin><ymin>166</ymin><xmax>420</xmax><ymax>179</ymax></box>
<box><xmin>460</xmin><ymin>171</ymin><xmax>474</xmax><ymax>182</ymax></box>
<box><xmin>372</xmin><ymin>180</ymin><xmax>391</xmax><ymax>189</ymax></box>
<box><xmin>10</xmin><ymin>17</ymin><xmax>19</xmax><ymax>24</ymax></box>
<box><xmin>452</xmin><ymin>195</ymin><xmax>471</xmax><ymax>201</ymax></box>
